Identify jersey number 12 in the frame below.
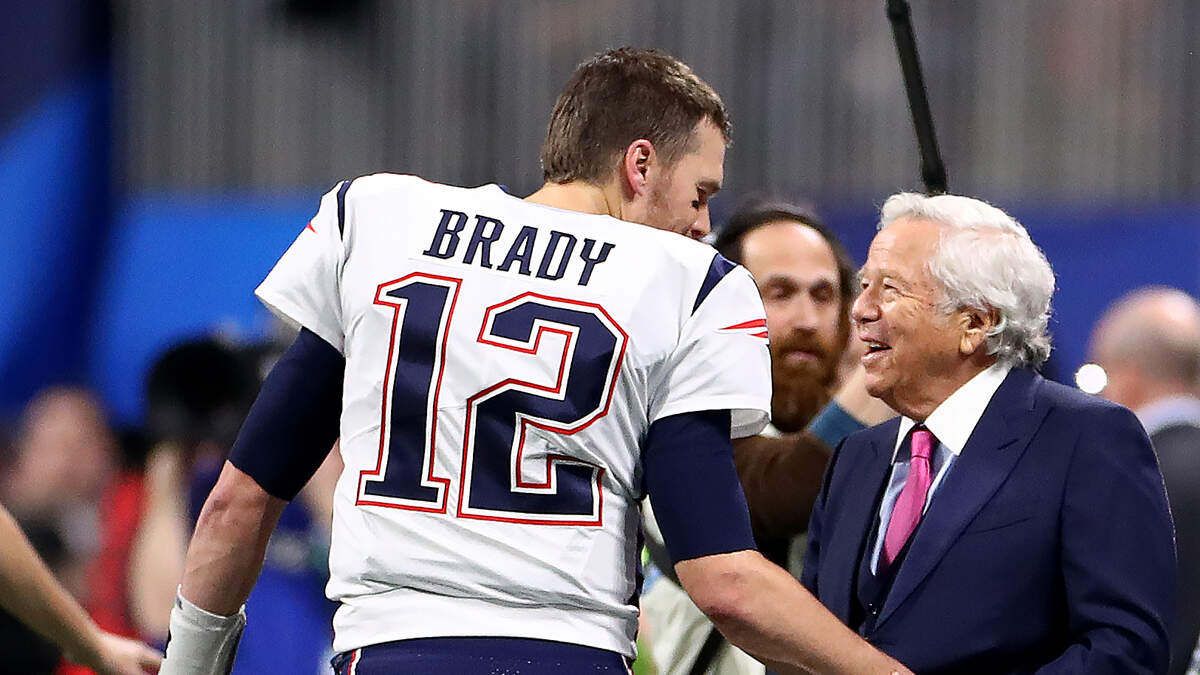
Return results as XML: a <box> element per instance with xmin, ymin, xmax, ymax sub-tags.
<box><xmin>357</xmin><ymin>273</ymin><xmax>627</xmax><ymax>526</ymax></box>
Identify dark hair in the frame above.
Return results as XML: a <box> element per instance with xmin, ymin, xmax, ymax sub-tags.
<box><xmin>540</xmin><ymin>47</ymin><xmax>730</xmax><ymax>184</ymax></box>
<box><xmin>714</xmin><ymin>200</ymin><xmax>857</xmax><ymax>310</ymax></box>
<box><xmin>145</xmin><ymin>338</ymin><xmax>260</xmax><ymax>449</ymax></box>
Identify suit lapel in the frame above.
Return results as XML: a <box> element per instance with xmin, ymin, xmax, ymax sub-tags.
<box><xmin>876</xmin><ymin>369</ymin><xmax>1048</xmax><ymax>627</ymax></box>
<box><xmin>821</xmin><ymin>421</ymin><xmax>897</xmax><ymax>621</ymax></box>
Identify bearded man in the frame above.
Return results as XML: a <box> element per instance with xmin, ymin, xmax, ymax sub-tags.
<box><xmin>720</xmin><ymin>203</ymin><xmax>852</xmax><ymax>431</ymax></box>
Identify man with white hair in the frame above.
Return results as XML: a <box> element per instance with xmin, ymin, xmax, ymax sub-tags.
<box><xmin>1089</xmin><ymin>287</ymin><xmax>1200</xmax><ymax>675</ymax></box>
<box><xmin>801</xmin><ymin>192</ymin><xmax>1175</xmax><ymax>673</ymax></box>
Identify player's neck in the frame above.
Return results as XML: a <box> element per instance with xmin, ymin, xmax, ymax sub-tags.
<box><xmin>525</xmin><ymin>181</ymin><xmax>622</xmax><ymax>219</ymax></box>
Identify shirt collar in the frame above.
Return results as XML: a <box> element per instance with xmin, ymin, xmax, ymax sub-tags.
<box><xmin>1137</xmin><ymin>395</ymin><xmax>1200</xmax><ymax>436</ymax></box>
<box><xmin>892</xmin><ymin>361</ymin><xmax>1012</xmax><ymax>461</ymax></box>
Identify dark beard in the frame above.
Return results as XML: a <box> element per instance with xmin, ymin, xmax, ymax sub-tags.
<box><xmin>768</xmin><ymin>331</ymin><xmax>842</xmax><ymax>432</ymax></box>
<box><xmin>769</xmin><ymin>316</ymin><xmax>850</xmax><ymax>433</ymax></box>
<box><xmin>770</xmin><ymin>366</ymin><xmax>835</xmax><ymax>433</ymax></box>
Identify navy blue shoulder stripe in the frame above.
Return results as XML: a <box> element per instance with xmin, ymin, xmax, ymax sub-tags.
<box><xmin>692</xmin><ymin>253</ymin><xmax>738</xmax><ymax>314</ymax></box>
<box><xmin>336</xmin><ymin>179</ymin><xmax>353</xmax><ymax>238</ymax></box>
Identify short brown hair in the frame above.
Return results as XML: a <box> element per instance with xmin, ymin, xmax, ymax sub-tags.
<box><xmin>540</xmin><ymin>47</ymin><xmax>730</xmax><ymax>184</ymax></box>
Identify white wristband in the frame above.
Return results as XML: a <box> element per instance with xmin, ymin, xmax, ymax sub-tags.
<box><xmin>159</xmin><ymin>589</ymin><xmax>247</xmax><ymax>675</ymax></box>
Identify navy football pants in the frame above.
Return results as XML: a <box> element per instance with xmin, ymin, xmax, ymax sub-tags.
<box><xmin>332</xmin><ymin>637</ymin><xmax>632</xmax><ymax>674</ymax></box>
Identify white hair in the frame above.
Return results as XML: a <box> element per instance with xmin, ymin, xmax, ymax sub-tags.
<box><xmin>879</xmin><ymin>192</ymin><xmax>1056</xmax><ymax>368</ymax></box>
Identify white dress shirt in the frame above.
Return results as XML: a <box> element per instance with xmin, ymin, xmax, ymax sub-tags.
<box><xmin>869</xmin><ymin>361</ymin><xmax>1012</xmax><ymax>572</ymax></box>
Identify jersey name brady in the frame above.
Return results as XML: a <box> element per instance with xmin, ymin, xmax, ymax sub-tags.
<box><xmin>422</xmin><ymin>208</ymin><xmax>616</xmax><ymax>287</ymax></box>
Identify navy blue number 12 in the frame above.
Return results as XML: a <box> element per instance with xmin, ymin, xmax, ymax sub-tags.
<box><xmin>358</xmin><ymin>275</ymin><xmax>627</xmax><ymax>526</ymax></box>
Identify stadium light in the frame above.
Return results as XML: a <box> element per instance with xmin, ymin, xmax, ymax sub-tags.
<box><xmin>1074</xmin><ymin>363</ymin><xmax>1108</xmax><ymax>395</ymax></box>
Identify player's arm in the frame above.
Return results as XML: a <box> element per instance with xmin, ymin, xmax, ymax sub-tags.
<box><xmin>645</xmin><ymin>410</ymin><xmax>909</xmax><ymax>675</ymax></box>
<box><xmin>161</xmin><ymin>328</ymin><xmax>343</xmax><ymax>674</ymax></box>
<box><xmin>0</xmin><ymin>503</ymin><xmax>162</xmax><ymax>675</ymax></box>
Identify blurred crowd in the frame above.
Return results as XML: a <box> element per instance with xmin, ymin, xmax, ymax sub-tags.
<box><xmin>0</xmin><ymin>329</ymin><xmax>339</xmax><ymax>675</ymax></box>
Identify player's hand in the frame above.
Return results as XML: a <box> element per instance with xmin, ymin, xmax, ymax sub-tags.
<box><xmin>73</xmin><ymin>630</ymin><xmax>163</xmax><ymax>674</ymax></box>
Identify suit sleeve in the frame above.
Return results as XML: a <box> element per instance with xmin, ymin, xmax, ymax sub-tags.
<box><xmin>254</xmin><ymin>181</ymin><xmax>348</xmax><ymax>353</ymax></box>
<box><xmin>800</xmin><ymin>437</ymin><xmax>847</xmax><ymax>596</ymax></box>
<box><xmin>1034</xmin><ymin>404</ymin><xmax>1175</xmax><ymax>674</ymax></box>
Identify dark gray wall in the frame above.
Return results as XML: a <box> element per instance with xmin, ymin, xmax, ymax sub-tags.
<box><xmin>116</xmin><ymin>0</ymin><xmax>1199</xmax><ymax>202</ymax></box>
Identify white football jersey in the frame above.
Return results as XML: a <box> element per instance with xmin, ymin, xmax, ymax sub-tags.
<box><xmin>255</xmin><ymin>174</ymin><xmax>771</xmax><ymax>657</ymax></box>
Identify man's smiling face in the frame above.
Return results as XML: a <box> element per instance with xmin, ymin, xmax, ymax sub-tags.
<box><xmin>852</xmin><ymin>217</ymin><xmax>966</xmax><ymax>416</ymax></box>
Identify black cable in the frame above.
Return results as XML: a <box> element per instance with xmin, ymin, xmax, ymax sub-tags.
<box><xmin>887</xmin><ymin>0</ymin><xmax>948</xmax><ymax>194</ymax></box>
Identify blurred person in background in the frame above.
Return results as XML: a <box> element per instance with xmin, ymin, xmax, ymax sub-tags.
<box><xmin>718</xmin><ymin>202</ymin><xmax>854</xmax><ymax>435</ymax></box>
<box><xmin>2</xmin><ymin>386</ymin><xmax>118</xmax><ymax>590</ymax></box>
<box><xmin>0</xmin><ymin>501</ymin><xmax>161</xmax><ymax>674</ymax></box>
<box><xmin>78</xmin><ymin>426</ymin><xmax>155</xmax><ymax>664</ymax></box>
<box><xmin>1089</xmin><ymin>287</ymin><xmax>1200</xmax><ymax>675</ymax></box>
<box><xmin>126</xmin><ymin>339</ymin><xmax>260</xmax><ymax>645</ymax></box>
<box><xmin>803</xmin><ymin>192</ymin><xmax>1174</xmax><ymax>674</ymax></box>
<box><xmin>0</xmin><ymin>386</ymin><xmax>119</xmax><ymax>673</ymax></box>
<box><xmin>641</xmin><ymin>201</ymin><xmax>893</xmax><ymax>674</ymax></box>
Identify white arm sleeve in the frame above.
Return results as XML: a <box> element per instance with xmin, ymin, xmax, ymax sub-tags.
<box><xmin>159</xmin><ymin>590</ymin><xmax>246</xmax><ymax>675</ymax></box>
<box><xmin>649</xmin><ymin>265</ymin><xmax>772</xmax><ymax>439</ymax></box>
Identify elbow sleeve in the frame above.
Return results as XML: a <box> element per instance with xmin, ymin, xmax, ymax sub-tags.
<box><xmin>228</xmin><ymin>328</ymin><xmax>343</xmax><ymax>500</ymax></box>
<box><xmin>644</xmin><ymin>410</ymin><xmax>757</xmax><ymax>565</ymax></box>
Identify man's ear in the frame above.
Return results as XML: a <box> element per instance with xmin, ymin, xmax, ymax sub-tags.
<box><xmin>959</xmin><ymin>306</ymin><xmax>999</xmax><ymax>356</ymax></box>
<box><xmin>621</xmin><ymin>139</ymin><xmax>655</xmax><ymax>198</ymax></box>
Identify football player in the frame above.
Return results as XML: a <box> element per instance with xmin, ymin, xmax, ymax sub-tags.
<box><xmin>160</xmin><ymin>48</ymin><xmax>909</xmax><ymax>675</ymax></box>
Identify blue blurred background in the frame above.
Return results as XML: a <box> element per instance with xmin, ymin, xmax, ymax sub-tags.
<box><xmin>2</xmin><ymin>0</ymin><xmax>1198</xmax><ymax>428</ymax></box>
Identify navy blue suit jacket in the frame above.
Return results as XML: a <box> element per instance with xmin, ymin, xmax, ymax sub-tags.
<box><xmin>801</xmin><ymin>368</ymin><xmax>1176</xmax><ymax>674</ymax></box>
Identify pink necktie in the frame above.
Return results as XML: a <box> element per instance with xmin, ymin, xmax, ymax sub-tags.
<box><xmin>882</xmin><ymin>428</ymin><xmax>935</xmax><ymax>569</ymax></box>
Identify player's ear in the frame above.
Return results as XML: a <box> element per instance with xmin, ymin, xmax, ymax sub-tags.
<box><xmin>621</xmin><ymin>139</ymin><xmax>655</xmax><ymax>197</ymax></box>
